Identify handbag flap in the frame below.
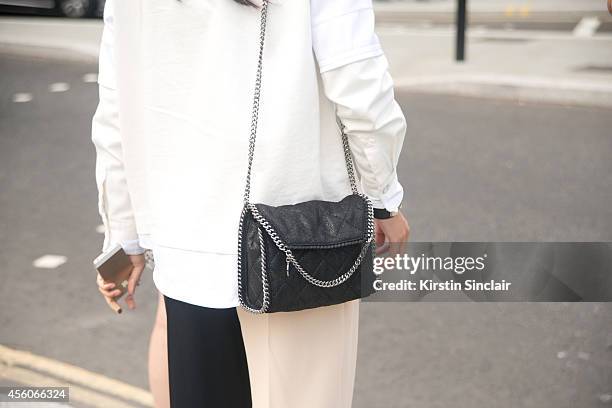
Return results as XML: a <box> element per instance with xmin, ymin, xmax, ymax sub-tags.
<box><xmin>253</xmin><ymin>194</ymin><xmax>368</xmax><ymax>249</ymax></box>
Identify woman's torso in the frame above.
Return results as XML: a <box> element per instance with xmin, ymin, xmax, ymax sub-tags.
<box><xmin>112</xmin><ymin>0</ymin><xmax>353</xmax><ymax>256</ymax></box>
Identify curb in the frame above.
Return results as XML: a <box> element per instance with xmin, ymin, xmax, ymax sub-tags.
<box><xmin>5</xmin><ymin>41</ymin><xmax>611</xmax><ymax>109</ymax></box>
<box><xmin>2</xmin><ymin>22</ymin><xmax>610</xmax><ymax>109</ymax></box>
<box><xmin>372</xmin><ymin>3</ymin><xmax>612</xmax><ymax>24</ymax></box>
<box><xmin>0</xmin><ymin>42</ymin><xmax>98</xmax><ymax>64</ymax></box>
<box><xmin>0</xmin><ymin>17</ymin><xmax>101</xmax><ymax>63</ymax></box>
<box><xmin>395</xmin><ymin>74</ymin><xmax>612</xmax><ymax>108</ymax></box>
<box><xmin>373</xmin><ymin>2</ymin><xmax>610</xmax><ymax>15</ymax></box>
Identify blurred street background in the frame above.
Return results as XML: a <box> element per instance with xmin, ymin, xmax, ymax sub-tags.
<box><xmin>1</xmin><ymin>0</ymin><xmax>611</xmax><ymax>407</ymax></box>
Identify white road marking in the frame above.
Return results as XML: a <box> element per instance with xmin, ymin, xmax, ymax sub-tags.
<box><xmin>0</xmin><ymin>365</ymin><xmax>135</xmax><ymax>408</ymax></box>
<box><xmin>48</xmin><ymin>83</ymin><xmax>70</xmax><ymax>93</ymax></box>
<box><xmin>95</xmin><ymin>224</ymin><xmax>106</xmax><ymax>234</ymax></box>
<box><xmin>573</xmin><ymin>17</ymin><xmax>600</xmax><ymax>38</ymax></box>
<box><xmin>577</xmin><ymin>351</ymin><xmax>590</xmax><ymax>360</ymax></box>
<box><xmin>82</xmin><ymin>73</ymin><xmax>98</xmax><ymax>83</ymax></box>
<box><xmin>32</xmin><ymin>255</ymin><xmax>67</xmax><ymax>269</ymax></box>
<box><xmin>12</xmin><ymin>93</ymin><xmax>32</xmax><ymax>103</ymax></box>
<box><xmin>0</xmin><ymin>344</ymin><xmax>153</xmax><ymax>407</ymax></box>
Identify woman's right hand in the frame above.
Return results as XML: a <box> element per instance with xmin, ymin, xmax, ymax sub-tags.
<box><xmin>96</xmin><ymin>273</ymin><xmax>123</xmax><ymax>314</ymax></box>
<box><xmin>96</xmin><ymin>253</ymin><xmax>146</xmax><ymax>314</ymax></box>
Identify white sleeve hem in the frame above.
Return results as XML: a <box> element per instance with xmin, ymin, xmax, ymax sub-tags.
<box><xmin>312</xmin><ymin>5</ymin><xmax>383</xmax><ymax>74</ymax></box>
<box><xmin>318</xmin><ymin>45</ymin><xmax>384</xmax><ymax>73</ymax></box>
<box><xmin>368</xmin><ymin>177</ymin><xmax>404</xmax><ymax>211</ymax></box>
<box><xmin>121</xmin><ymin>238</ymin><xmax>146</xmax><ymax>255</ymax></box>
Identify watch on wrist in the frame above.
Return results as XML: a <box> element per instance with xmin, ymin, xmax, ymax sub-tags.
<box><xmin>373</xmin><ymin>204</ymin><xmax>401</xmax><ymax>220</ymax></box>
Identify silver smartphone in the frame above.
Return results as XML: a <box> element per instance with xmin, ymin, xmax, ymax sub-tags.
<box><xmin>93</xmin><ymin>243</ymin><xmax>133</xmax><ymax>299</ymax></box>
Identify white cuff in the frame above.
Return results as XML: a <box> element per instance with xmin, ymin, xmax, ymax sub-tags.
<box><xmin>120</xmin><ymin>238</ymin><xmax>146</xmax><ymax>255</ymax></box>
<box><xmin>368</xmin><ymin>177</ymin><xmax>403</xmax><ymax>212</ymax></box>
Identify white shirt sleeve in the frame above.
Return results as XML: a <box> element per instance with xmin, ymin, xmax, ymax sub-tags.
<box><xmin>92</xmin><ymin>0</ymin><xmax>145</xmax><ymax>255</ymax></box>
<box><xmin>311</xmin><ymin>0</ymin><xmax>384</xmax><ymax>73</ymax></box>
<box><xmin>313</xmin><ymin>1</ymin><xmax>406</xmax><ymax>211</ymax></box>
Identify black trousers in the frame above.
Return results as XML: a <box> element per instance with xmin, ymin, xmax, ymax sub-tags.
<box><xmin>164</xmin><ymin>295</ymin><xmax>252</xmax><ymax>408</ymax></box>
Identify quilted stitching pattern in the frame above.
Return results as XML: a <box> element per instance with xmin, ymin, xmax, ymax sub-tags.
<box><xmin>255</xmin><ymin>194</ymin><xmax>368</xmax><ymax>248</ymax></box>
<box><xmin>239</xmin><ymin>197</ymin><xmax>376</xmax><ymax>313</ymax></box>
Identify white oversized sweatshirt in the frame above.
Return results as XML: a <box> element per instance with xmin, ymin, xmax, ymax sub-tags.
<box><xmin>91</xmin><ymin>0</ymin><xmax>407</xmax><ymax>308</ymax></box>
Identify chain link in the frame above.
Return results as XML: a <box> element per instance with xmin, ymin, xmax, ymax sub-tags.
<box><xmin>341</xmin><ymin>123</ymin><xmax>359</xmax><ymax>195</ymax></box>
<box><xmin>237</xmin><ymin>207</ymin><xmax>272</xmax><ymax>313</ymax></box>
<box><xmin>243</xmin><ymin>0</ymin><xmax>269</xmax><ymax>203</ymax></box>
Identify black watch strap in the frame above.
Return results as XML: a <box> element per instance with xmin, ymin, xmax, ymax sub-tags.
<box><xmin>374</xmin><ymin>208</ymin><xmax>393</xmax><ymax>219</ymax></box>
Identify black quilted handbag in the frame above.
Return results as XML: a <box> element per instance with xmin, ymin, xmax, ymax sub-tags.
<box><xmin>237</xmin><ymin>1</ymin><xmax>377</xmax><ymax>313</ymax></box>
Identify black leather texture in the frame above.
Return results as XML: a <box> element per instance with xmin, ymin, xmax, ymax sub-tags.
<box><xmin>239</xmin><ymin>194</ymin><xmax>377</xmax><ymax>313</ymax></box>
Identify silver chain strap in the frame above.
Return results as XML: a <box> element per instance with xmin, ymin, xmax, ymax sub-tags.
<box><xmin>237</xmin><ymin>0</ymin><xmax>374</xmax><ymax>313</ymax></box>
<box><xmin>243</xmin><ymin>0</ymin><xmax>268</xmax><ymax>203</ymax></box>
<box><xmin>242</xmin><ymin>0</ymin><xmax>358</xmax><ymax>203</ymax></box>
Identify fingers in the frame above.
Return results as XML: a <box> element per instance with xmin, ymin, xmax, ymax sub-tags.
<box><xmin>123</xmin><ymin>253</ymin><xmax>147</xmax><ymax>310</ymax></box>
<box><xmin>97</xmin><ymin>278</ymin><xmax>122</xmax><ymax>313</ymax></box>
<box><xmin>374</xmin><ymin>221</ymin><xmax>389</xmax><ymax>255</ymax></box>
<box><xmin>95</xmin><ymin>254</ymin><xmax>146</xmax><ymax>313</ymax></box>
<box><xmin>97</xmin><ymin>274</ymin><xmax>122</xmax><ymax>298</ymax></box>
<box><xmin>125</xmin><ymin>293</ymin><xmax>135</xmax><ymax>310</ymax></box>
<box><xmin>97</xmin><ymin>273</ymin><xmax>124</xmax><ymax>313</ymax></box>
<box><xmin>376</xmin><ymin>241</ymin><xmax>390</xmax><ymax>255</ymax></box>
<box><xmin>374</xmin><ymin>214</ymin><xmax>410</xmax><ymax>257</ymax></box>
<box><xmin>104</xmin><ymin>295</ymin><xmax>122</xmax><ymax>314</ymax></box>
<box><xmin>126</xmin><ymin>265</ymin><xmax>145</xmax><ymax>310</ymax></box>
<box><xmin>387</xmin><ymin>214</ymin><xmax>410</xmax><ymax>243</ymax></box>
<box><xmin>375</xmin><ymin>222</ymin><xmax>385</xmax><ymax>246</ymax></box>
<box><xmin>387</xmin><ymin>239</ymin><xmax>403</xmax><ymax>261</ymax></box>
<box><xmin>127</xmin><ymin>265</ymin><xmax>144</xmax><ymax>296</ymax></box>
<box><xmin>396</xmin><ymin>222</ymin><xmax>410</xmax><ymax>254</ymax></box>
<box><xmin>98</xmin><ymin>284</ymin><xmax>122</xmax><ymax>298</ymax></box>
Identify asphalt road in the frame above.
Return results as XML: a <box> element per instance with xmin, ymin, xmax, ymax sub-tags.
<box><xmin>0</xmin><ymin>52</ymin><xmax>611</xmax><ymax>408</ymax></box>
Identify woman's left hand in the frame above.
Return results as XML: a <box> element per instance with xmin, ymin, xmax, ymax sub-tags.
<box><xmin>374</xmin><ymin>212</ymin><xmax>410</xmax><ymax>256</ymax></box>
